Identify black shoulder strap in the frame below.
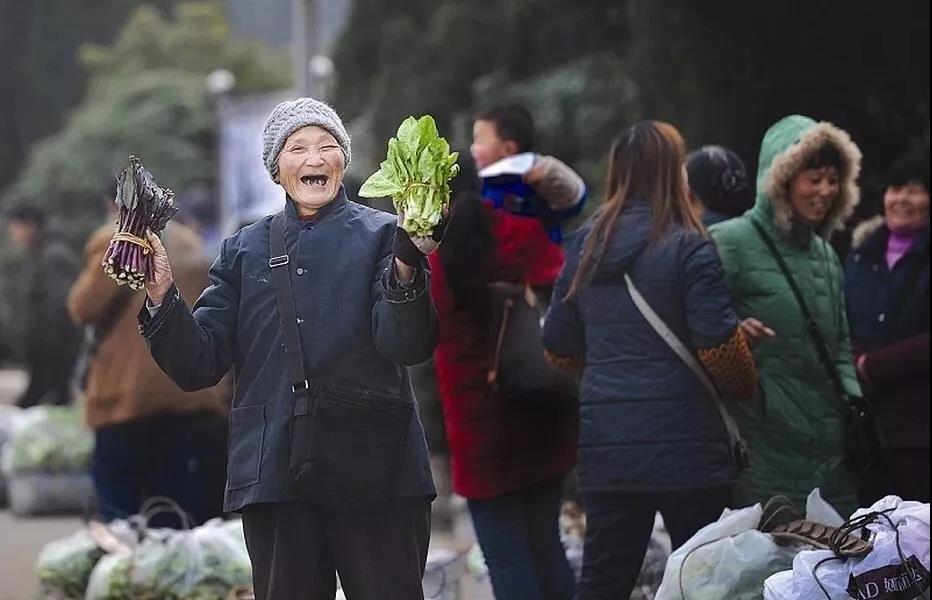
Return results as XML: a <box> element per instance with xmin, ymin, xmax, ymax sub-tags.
<box><xmin>749</xmin><ymin>218</ymin><xmax>849</xmax><ymax>401</ymax></box>
<box><xmin>269</xmin><ymin>213</ymin><xmax>310</xmax><ymax>414</ymax></box>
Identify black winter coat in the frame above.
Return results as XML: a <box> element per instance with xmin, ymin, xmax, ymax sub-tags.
<box><xmin>845</xmin><ymin>223</ymin><xmax>930</xmax><ymax>448</ymax></box>
<box><xmin>139</xmin><ymin>191</ymin><xmax>437</xmax><ymax>511</ymax></box>
<box><xmin>543</xmin><ymin>199</ymin><xmax>741</xmax><ymax>492</ymax></box>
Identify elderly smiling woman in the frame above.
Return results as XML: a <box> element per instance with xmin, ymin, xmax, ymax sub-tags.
<box><xmin>138</xmin><ymin>98</ymin><xmax>442</xmax><ymax>599</ymax></box>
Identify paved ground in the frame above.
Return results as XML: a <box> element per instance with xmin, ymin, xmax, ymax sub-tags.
<box><xmin>0</xmin><ymin>368</ymin><xmax>492</xmax><ymax>599</ymax></box>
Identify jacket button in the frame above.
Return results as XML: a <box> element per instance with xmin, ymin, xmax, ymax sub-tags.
<box><xmin>296</xmin><ymin>268</ymin><xmax>305</xmax><ymax>275</ymax></box>
<box><xmin>878</xmin><ymin>313</ymin><xmax>886</xmax><ymax>323</ymax></box>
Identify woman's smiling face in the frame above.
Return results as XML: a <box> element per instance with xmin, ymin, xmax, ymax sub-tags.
<box><xmin>884</xmin><ymin>180</ymin><xmax>930</xmax><ymax>234</ymax></box>
<box><xmin>789</xmin><ymin>166</ymin><xmax>840</xmax><ymax>225</ymax></box>
<box><xmin>277</xmin><ymin>126</ymin><xmax>346</xmax><ymax>216</ymax></box>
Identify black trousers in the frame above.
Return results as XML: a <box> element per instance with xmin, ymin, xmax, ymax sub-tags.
<box><xmin>242</xmin><ymin>497</ymin><xmax>432</xmax><ymax>600</ymax></box>
<box><xmin>858</xmin><ymin>447</ymin><xmax>931</xmax><ymax>505</ymax></box>
<box><xmin>578</xmin><ymin>486</ymin><xmax>731</xmax><ymax>600</ymax></box>
<box><xmin>93</xmin><ymin>410</ymin><xmax>227</xmax><ymax>526</ymax></box>
<box><xmin>18</xmin><ymin>353</ymin><xmax>72</xmax><ymax>408</ymax></box>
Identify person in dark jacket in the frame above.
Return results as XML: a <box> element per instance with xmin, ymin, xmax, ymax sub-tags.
<box><xmin>543</xmin><ymin>121</ymin><xmax>758</xmax><ymax>599</ymax></box>
<box><xmin>139</xmin><ymin>97</ymin><xmax>439</xmax><ymax>600</ymax></box>
<box><xmin>686</xmin><ymin>145</ymin><xmax>753</xmax><ymax>227</ymax></box>
<box><xmin>845</xmin><ymin>154</ymin><xmax>930</xmax><ymax>503</ymax></box>
<box><xmin>4</xmin><ymin>205</ymin><xmax>81</xmax><ymax>407</ymax></box>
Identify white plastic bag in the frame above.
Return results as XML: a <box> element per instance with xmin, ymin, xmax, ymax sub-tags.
<box><xmin>0</xmin><ymin>404</ymin><xmax>21</xmax><ymax>447</ymax></box>
<box><xmin>764</xmin><ymin>496</ymin><xmax>930</xmax><ymax>600</ymax></box>
<box><xmin>806</xmin><ymin>487</ymin><xmax>845</xmax><ymax>528</ymax></box>
<box><xmin>36</xmin><ymin>528</ymin><xmax>104</xmax><ymax>599</ymax></box>
<box><xmin>85</xmin><ymin>517</ymin><xmax>252</xmax><ymax>599</ymax></box>
<box><xmin>7</xmin><ymin>472</ymin><xmax>95</xmax><ymax>516</ymax></box>
<box><xmin>657</xmin><ymin>489</ymin><xmax>842</xmax><ymax>600</ymax></box>
<box><xmin>422</xmin><ymin>549</ymin><xmax>465</xmax><ymax>600</ymax></box>
<box><xmin>1</xmin><ymin>406</ymin><xmax>93</xmax><ymax>476</ymax></box>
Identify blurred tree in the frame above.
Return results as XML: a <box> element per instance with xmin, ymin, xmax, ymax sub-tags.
<box><xmin>1</xmin><ymin>1</ymin><xmax>290</xmax><ymax>240</ymax></box>
<box><xmin>333</xmin><ymin>0</ymin><xmax>929</xmax><ymax>226</ymax></box>
<box><xmin>0</xmin><ymin>0</ymin><xmax>178</xmax><ymax>203</ymax></box>
<box><xmin>0</xmin><ymin>1</ymin><xmax>290</xmax><ymax>354</ymax></box>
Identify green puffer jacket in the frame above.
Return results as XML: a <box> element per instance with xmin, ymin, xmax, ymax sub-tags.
<box><xmin>710</xmin><ymin>115</ymin><xmax>862</xmax><ymax>516</ymax></box>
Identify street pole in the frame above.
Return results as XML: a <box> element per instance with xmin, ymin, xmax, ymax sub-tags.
<box><xmin>291</xmin><ymin>0</ymin><xmax>314</xmax><ymax>96</ymax></box>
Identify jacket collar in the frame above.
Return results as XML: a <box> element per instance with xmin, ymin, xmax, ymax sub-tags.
<box><xmin>283</xmin><ymin>186</ymin><xmax>349</xmax><ymax>223</ymax></box>
<box><xmin>858</xmin><ymin>222</ymin><xmax>930</xmax><ymax>261</ymax></box>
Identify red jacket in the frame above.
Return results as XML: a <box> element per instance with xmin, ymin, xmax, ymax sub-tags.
<box><xmin>429</xmin><ymin>207</ymin><xmax>578</xmax><ymax>499</ymax></box>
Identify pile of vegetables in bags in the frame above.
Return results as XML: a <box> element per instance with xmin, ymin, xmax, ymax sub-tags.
<box><xmin>37</xmin><ymin>499</ymin><xmax>253</xmax><ymax>600</ymax></box>
<box><xmin>763</xmin><ymin>495</ymin><xmax>930</xmax><ymax>600</ymax></box>
<box><xmin>0</xmin><ymin>405</ymin><xmax>95</xmax><ymax>515</ymax></box>
<box><xmin>656</xmin><ymin>489</ymin><xmax>845</xmax><ymax>600</ymax></box>
<box><xmin>0</xmin><ymin>404</ymin><xmax>22</xmax><ymax>504</ymax></box>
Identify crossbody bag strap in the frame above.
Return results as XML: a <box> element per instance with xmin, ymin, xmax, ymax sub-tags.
<box><xmin>269</xmin><ymin>213</ymin><xmax>311</xmax><ymax>417</ymax></box>
<box><xmin>749</xmin><ymin>218</ymin><xmax>849</xmax><ymax>401</ymax></box>
<box><xmin>623</xmin><ymin>273</ymin><xmax>746</xmax><ymax>449</ymax></box>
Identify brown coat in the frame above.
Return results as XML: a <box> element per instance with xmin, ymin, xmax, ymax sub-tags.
<box><xmin>68</xmin><ymin>221</ymin><xmax>227</xmax><ymax>429</ymax></box>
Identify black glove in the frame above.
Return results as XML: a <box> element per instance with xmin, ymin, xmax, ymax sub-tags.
<box><xmin>392</xmin><ymin>214</ymin><xmax>448</xmax><ymax>267</ymax></box>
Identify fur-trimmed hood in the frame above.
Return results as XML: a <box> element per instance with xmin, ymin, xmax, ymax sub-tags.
<box><xmin>750</xmin><ymin>115</ymin><xmax>862</xmax><ymax>240</ymax></box>
<box><xmin>850</xmin><ymin>215</ymin><xmax>886</xmax><ymax>250</ymax></box>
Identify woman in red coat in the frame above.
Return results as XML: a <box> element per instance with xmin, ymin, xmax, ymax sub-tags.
<box><xmin>428</xmin><ymin>105</ymin><xmax>583</xmax><ymax>600</ymax></box>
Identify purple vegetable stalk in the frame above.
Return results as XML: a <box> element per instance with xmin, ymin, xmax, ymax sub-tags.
<box><xmin>102</xmin><ymin>156</ymin><xmax>178</xmax><ymax>290</ymax></box>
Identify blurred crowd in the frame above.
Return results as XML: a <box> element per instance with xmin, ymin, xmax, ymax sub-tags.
<box><xmin>2</xmin><ymin>101</ymin><xmax>928</xmax><ymax>600</ymax></box>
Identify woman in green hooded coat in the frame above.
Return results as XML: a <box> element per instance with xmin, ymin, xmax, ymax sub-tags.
<box><xmin>710</xmin><ymin>115</ymin><xmax>862</xmax><ymax>515</ymax></box>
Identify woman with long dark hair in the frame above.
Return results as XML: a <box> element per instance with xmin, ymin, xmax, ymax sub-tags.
<box><xmin>543</xmin><ymin>121</ymin><xmax>757</xmax><ymax>598</ymax></box>
<box><xmin>428</xmin><ymin>158</ymin><xmax>579</xmax><ymax>599</ymax></box>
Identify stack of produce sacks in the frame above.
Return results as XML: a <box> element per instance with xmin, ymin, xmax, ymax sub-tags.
<box><xmin>85</xmin><ymin>519</ymin><xmax>252</xmax><ymax>599</ymax></box>
<box><xmin>764</xmin><ymin>496</ymin><xmax>930</xmax><ymax>600</ymax></box>
<box><xmin>37</xmin><ymin>528</ymin><xmax>107</xmax><ymax>599</ymax></box>
<box><xmin>1</xmin><ymin>406</ymin><xmax>94</xmax><ymax>515</ymax></box>
<box><xmin>36</xmin><ymin>499</ymin><xmax>253</xmax><ymax>600</ymax></box>
<box><xmin>656</xmin><ymin>489</ymin><xmax>843</xmax><ymax>600</ymax></box>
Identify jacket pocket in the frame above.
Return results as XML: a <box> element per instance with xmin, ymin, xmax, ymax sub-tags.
<box><xmin>227</xmin><ymin>405</ymin><xmax>265</xmax><ymax>490</ymax></box>
<box><xmin>288</xmin><ymin>383</ymin><xmax>412</xmax><ymax>506</ymax></box>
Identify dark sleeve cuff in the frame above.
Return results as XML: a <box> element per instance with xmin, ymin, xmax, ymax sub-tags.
<box><xmin>137</xmin><ymin>284</ymin><xmax>182</xmax><ymax>339</ymax></box>
<box><xmin>863</xmin><ymin>333</ymin><xmax>931</xmax><ymax>385</ymax></box>
<box><xmin>382</xmin><ymin>262</ymin><xmax>429</xmax><ymax>304</ymax></box>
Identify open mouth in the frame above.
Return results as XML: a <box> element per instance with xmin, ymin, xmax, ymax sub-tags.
<box><xmin>300</xmin><ymin>174</ymin><xmax>329</xmax><ymax>187</ymax></box>
<box><xmin>810</xmin><ymin>200</ymin><xmax>829</xmax><ymax>212</ymax></box>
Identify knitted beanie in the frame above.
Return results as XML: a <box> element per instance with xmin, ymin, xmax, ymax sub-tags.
<box><xmin>261</xmin><ymin>97</ymin><xmax>351</xmax><ymax>181</ymax></box>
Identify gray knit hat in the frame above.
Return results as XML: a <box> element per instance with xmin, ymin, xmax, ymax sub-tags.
<box><xmin>261</xmin><ymin>97</ymin><xmax>351</xmax><ymax>182</ymax></box>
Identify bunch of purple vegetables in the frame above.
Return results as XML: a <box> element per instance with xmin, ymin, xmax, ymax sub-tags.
<box><xmin>102</xmin><ymin>156</ymin><xmax>178</xmax><ymax>290</ymax></box>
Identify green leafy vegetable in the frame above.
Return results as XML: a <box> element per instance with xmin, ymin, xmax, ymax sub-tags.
<box><xmin>84</xmin><ymin>520</ymin><xmax>253</xmax><ymax>600</ymax></box>
<box><xmin>3</xmin><ymin>406</ymin><xmax>93</xmax><ymax>475</ymax></box>
<box><xmin>37</xmin><ymin>529</ymin><xmax>105</xmax><ymax>599</ymax></box>
<box><xmin>359</xmin><ymin>115</ymin><xmax>459</xmax><ymax>237</ymax></box>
